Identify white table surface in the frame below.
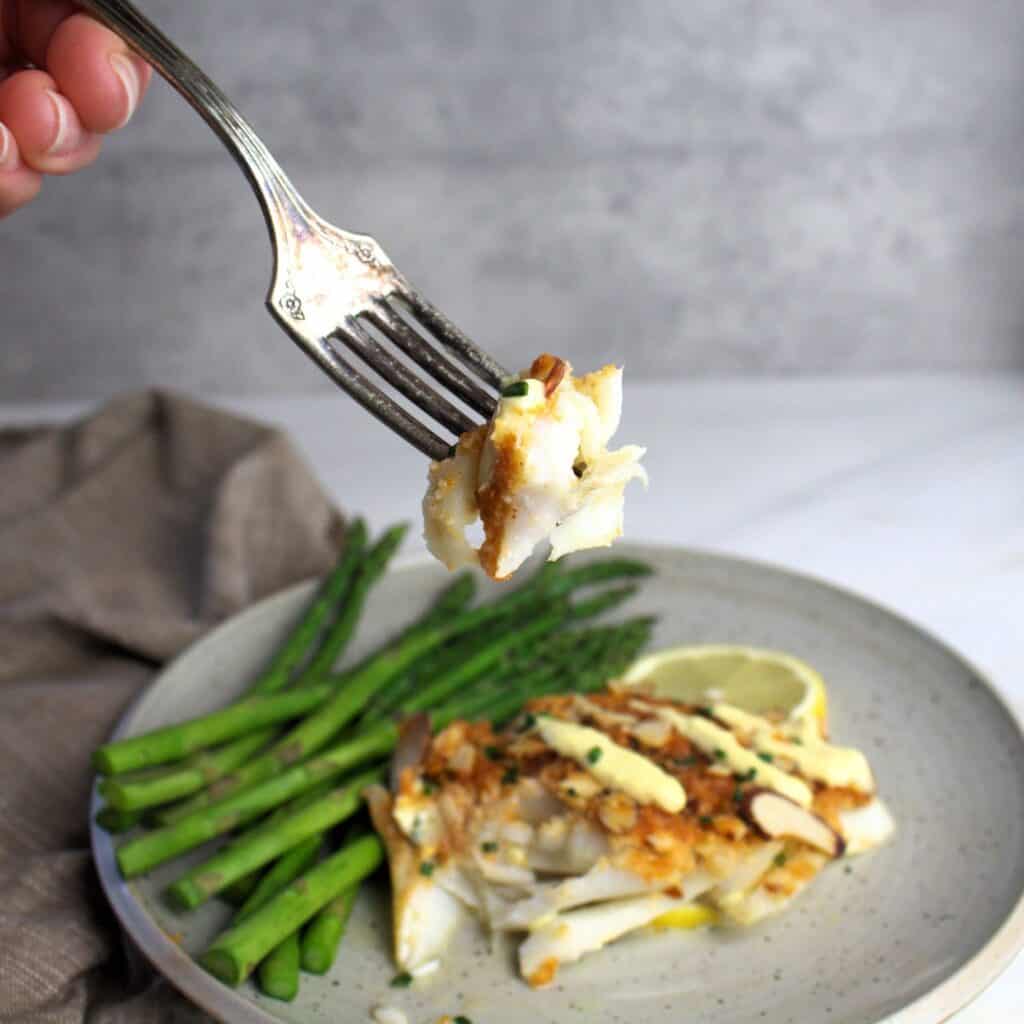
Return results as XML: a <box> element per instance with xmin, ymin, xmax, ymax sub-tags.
<box><xmin>5</xmin><ymin>372</ymin><xmax>1022</xmax><ymax>1021</ymax></box>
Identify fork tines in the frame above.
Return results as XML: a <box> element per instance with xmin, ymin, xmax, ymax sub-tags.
<box><xmin>326</xmin><ymin>287</ymin><xmax>508</xmax><ymax>461</ymax></box>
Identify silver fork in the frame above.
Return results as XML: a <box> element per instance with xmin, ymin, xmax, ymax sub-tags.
<box><xmin>77</xmin><ymin>0</ymin><xmax>508</xmax><ymax>461</ymax></box>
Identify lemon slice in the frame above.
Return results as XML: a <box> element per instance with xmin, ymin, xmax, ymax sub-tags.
<box><xmin>651</xmin><ymin>903</ymin><xmax>719</xmax><ymax>931</ymax></box>
<box><xmin>621</xmin><ymin>645</ymin><xmax>828</xmax><ymax>734</ymax></box>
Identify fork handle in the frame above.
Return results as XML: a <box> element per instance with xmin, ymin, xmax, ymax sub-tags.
<box><xmin>75</xmin><ymin>0</ymin><xmax>308</xmax><ymax>237</ymax></box>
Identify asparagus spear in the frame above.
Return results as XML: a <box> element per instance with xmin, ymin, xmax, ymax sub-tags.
<box><xmin>231</xmin><ymin>833</ymin><xmax>323</xmax><ymax>1001</ymax></box>
<box><xmin>94</xmin><ymin>685</ymin><xmax>332</xmax><ymax>777</ymax></box>
<box><xmin>103</xmin><ymin>728</ymin><xmax>276</xmax><ymax>813</ymax></box>
<box><xmin>299</xmin><ymin>883</ymin><xmax>358</xmax><ymax>974</ymax></box>
<box><xmin>167</xmin><ymin>769</ymin><xmax>381</xmax><ymax>909</ymax></box>
<box><xmin>257</xmin><ymin>931</ymin><xmax>302</xmax><ymax>1001</ymax></box>
<box><xmin>218</xmin><ymin>780</ymin><xmax>336</xmax><ymax>905</ymax></box>
<box><xmin>293</xmin><ymin>524</ymin><xmax>408</xmax><ymax>686</ymax></box>
<box><xmin>249</xmin><ymin>519</ymin><xmax>368</xmax><ymax>694</ymax></box>
<box><xmin>201</xmin><ymin>834</ymin><xmax>384</xmax><ymax>987</ymax></box>
<box><xmin>236</xmin><ymin>834</ymin><xmax>323</xmax><ymax>920</ymax></box>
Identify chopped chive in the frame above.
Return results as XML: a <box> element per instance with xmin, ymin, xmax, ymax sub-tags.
<box><xmin>698</xmin><ymin>706</ymin><xmax>713</xmax><ymax>716</ymax></box>
<box><xmin>699</xmin><ymin>815</ymin><xmax>713</xmax><ymax>828</ymax></box>
<box><xmin>757</xmin><ymin>752</ymin><xmax>774</xmax><ymax>764</ymax></box>
<box><xmin>421</xmin><ymin>777</ymin><xmax>437</xmax><ymax>795</ymax></box>
<box><xmin>501</xmin><ymin>380</ymin><xmax>529</xmax><ymax>398</ymax></box>
<box><xmin>484</xmin><ymin>745</ymin><xmax>502</xmax><ymax>761</ymax></box>
<box><xmin>732</xmin><ymin>786</ymin><xmax>744</xmax><ymax>803</ymax></box>
<box><xmin>481</xmin><ymin>841</ymin><xmax>499</xmax><ymax>853</ymax></box>
<box><xmin>390</xmin><ymin>971</ymin><xmax>413</xmax><ymax>988</ymax></box>
<box><xmin>736</xmin><ymin>767</ymin><xmax>757</xmax><ymax>782</ymax></box>
<box><xmin>454</xmin><ymin>1017</ymin><xmax>472</xmax><ymax>1024</ymax></box>
<box><xmin>419</xmin><ymin>860</ymin><xmax>435</xmax><ymax>877</ymax></box>
<box><xmin>774</xmin><ymin>852</ymin><xmax>787</xmax><ymax>868</ymax></box>
<box><xmin>674</xmin><ymin>755</ymin><xmax>697</xmax><ymax>767</ymax></box>
<box><xmin>713</xmin><ymin>748</ymin><xmax>726</xmax><ymax>761</ymax></box>
<box><xmin>518</xmin><ymin>712</ymin><xmax>537</xmax><ymax>732</ymax></box>
<box><xmin>501</xmin><ymin>766</ymin><xmax>519</xmax><ymax>785</ymax></box>
<box><xmin>586</xmin><ymin>746</ymin><xmax>603</xmax><ymax>765</ymax></box>
<box><xmin>566</xmin><ymin>786</ymin><xmax>578</xmax><ymax>798</ymax></box>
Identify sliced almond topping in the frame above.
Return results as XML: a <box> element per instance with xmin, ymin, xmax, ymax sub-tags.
<box><xmin>741</xmin><ymin>788</ymin><xmax>845</xmax><ymax>857</ymax></box>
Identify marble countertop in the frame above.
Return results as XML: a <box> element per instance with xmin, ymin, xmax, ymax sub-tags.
<box><xmin>5</xmin><ymin>372</ymin><xmax>1022</xmax><ymax>1020</ymax></box>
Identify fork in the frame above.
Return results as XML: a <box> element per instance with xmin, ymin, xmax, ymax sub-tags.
<box><xmin>76</xmin><ymin>0</ymin><xmax>508</xmax><ymax>461</ymax></box>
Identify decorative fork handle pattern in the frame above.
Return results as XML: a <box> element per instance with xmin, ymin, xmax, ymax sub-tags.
<box><xmin>75</xmin><ymin>0</ymin><xmax>309</xmax><ymax>241</ymax></box>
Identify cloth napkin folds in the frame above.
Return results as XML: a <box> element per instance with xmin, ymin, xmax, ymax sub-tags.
<box><xmin>0</xmin><ymin>391</ymin><xmax>345</xmax><ymax>1022</ymax></box>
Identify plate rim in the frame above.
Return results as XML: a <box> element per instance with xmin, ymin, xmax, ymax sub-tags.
<box><xmin>90</xmin><ymin>542</ymin><xmax>1024</xmax><ymax>1024</ymax></box>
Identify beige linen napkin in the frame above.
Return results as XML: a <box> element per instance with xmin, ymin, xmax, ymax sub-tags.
<box><xmin>0</xmin><ymin>391</ymin><xmax>345</xmax><ymax>1022</ymax></box>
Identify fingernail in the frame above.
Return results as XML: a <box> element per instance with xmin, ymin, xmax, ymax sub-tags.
<box><xmin>109</xmin><ymin>53</ymin><xmax>140</xmax><ymax>129</ymax></box>
<box><xmin>45</xmin><ymin>90</ymin><xmax>81</xmax><ymax>156</ymax></box>
<box><xmin>0</xmin><ymin>122</ymin><xmax>14</xmax><ymax>170</ymax></box>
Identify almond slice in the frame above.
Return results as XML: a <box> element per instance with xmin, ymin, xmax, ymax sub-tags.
<box><xmin>741</xmin><ymin>788</ymin><xmax>845</xmax><ymax>857</ymax></box>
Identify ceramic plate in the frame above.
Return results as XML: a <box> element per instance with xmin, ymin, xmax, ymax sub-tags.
<box><xmin>91</xmin><ymin>545</ymin><xmax>1024</xmax><ymax>1023</ymax></box>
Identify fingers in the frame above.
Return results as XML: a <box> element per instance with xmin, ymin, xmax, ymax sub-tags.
<box><xmin>0</xmin><ymin>119</ymin><xmax>43</xmax><ymax>217</ymax></box>
<box><xmin>46</xmin><ymin>13</ymin><xmax>150</xmax><ymax>134</ymax></box>
<box><xmin>0</xmin><ymin>68</ymin><xmax>101</xmax><ymax>175</ymax></box>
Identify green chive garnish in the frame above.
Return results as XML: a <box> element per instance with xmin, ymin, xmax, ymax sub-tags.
<box><xmin>501</xmin><ymin>766</ymin><xmax>519</xmax><ymax>785</ymax></box>
<box><xmin>419</xmin><ymin>861</ymin><xmax>435</xmax><ymax>877</ymax></box>
<box><xmin>713</xmin><ymin>748</ymin><xmax>726</xmax><ymax>761</ymax></box>
<box><xmin>484</xmin><ymin>745</ymin><xmax>502</xmax><ymax>761</ymax></box>
<box><xmin>390</xmin><ymin>971</ymin><xmax>413</xmax><ymax>988</ymax></box>
<box><xmin>758</xmin><ymin>752</ymin><xmax>774</xmax><ymax>763</ymax></box>
<box><xmin>699</xmin><ymin>815</ymin><xmax>713</xmax><ymax>828</ymax></box>
<box><xmin>481</xmin><ymin>841</ymin><xmax>499</xmax><ymax>853</ymax></box>
<box><xmin>501</xmin><ymin>381</ymin><xmax>529</xmax><ymax>398</ymax></box>
<box><xmin>586</xmin><ymin>746</ymin><xmax>603</xmax><ymax>765</ymax></box>
<box><xmin>774</xmin><ymin>852</ymin><xmax>787</xmax><ymax>868</ymax></box>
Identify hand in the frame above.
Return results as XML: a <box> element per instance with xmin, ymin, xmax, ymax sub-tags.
<box><xmin>0</xmin><ymin>1</ymin><xmax>151</xmax><ymax>218</ymax></box>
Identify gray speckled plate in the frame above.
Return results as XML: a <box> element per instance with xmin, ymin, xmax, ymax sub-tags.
<box><xmin>91</xmin><ymin>545</ymin><xmax>1024</xmax><ymax>1024</ymax></box>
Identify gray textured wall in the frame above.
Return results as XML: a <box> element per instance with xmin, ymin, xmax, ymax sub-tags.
<box><xmin>3</xmin><ymin>0</ymin><xmax>1024</xmax><ymax>399</ymax></box>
